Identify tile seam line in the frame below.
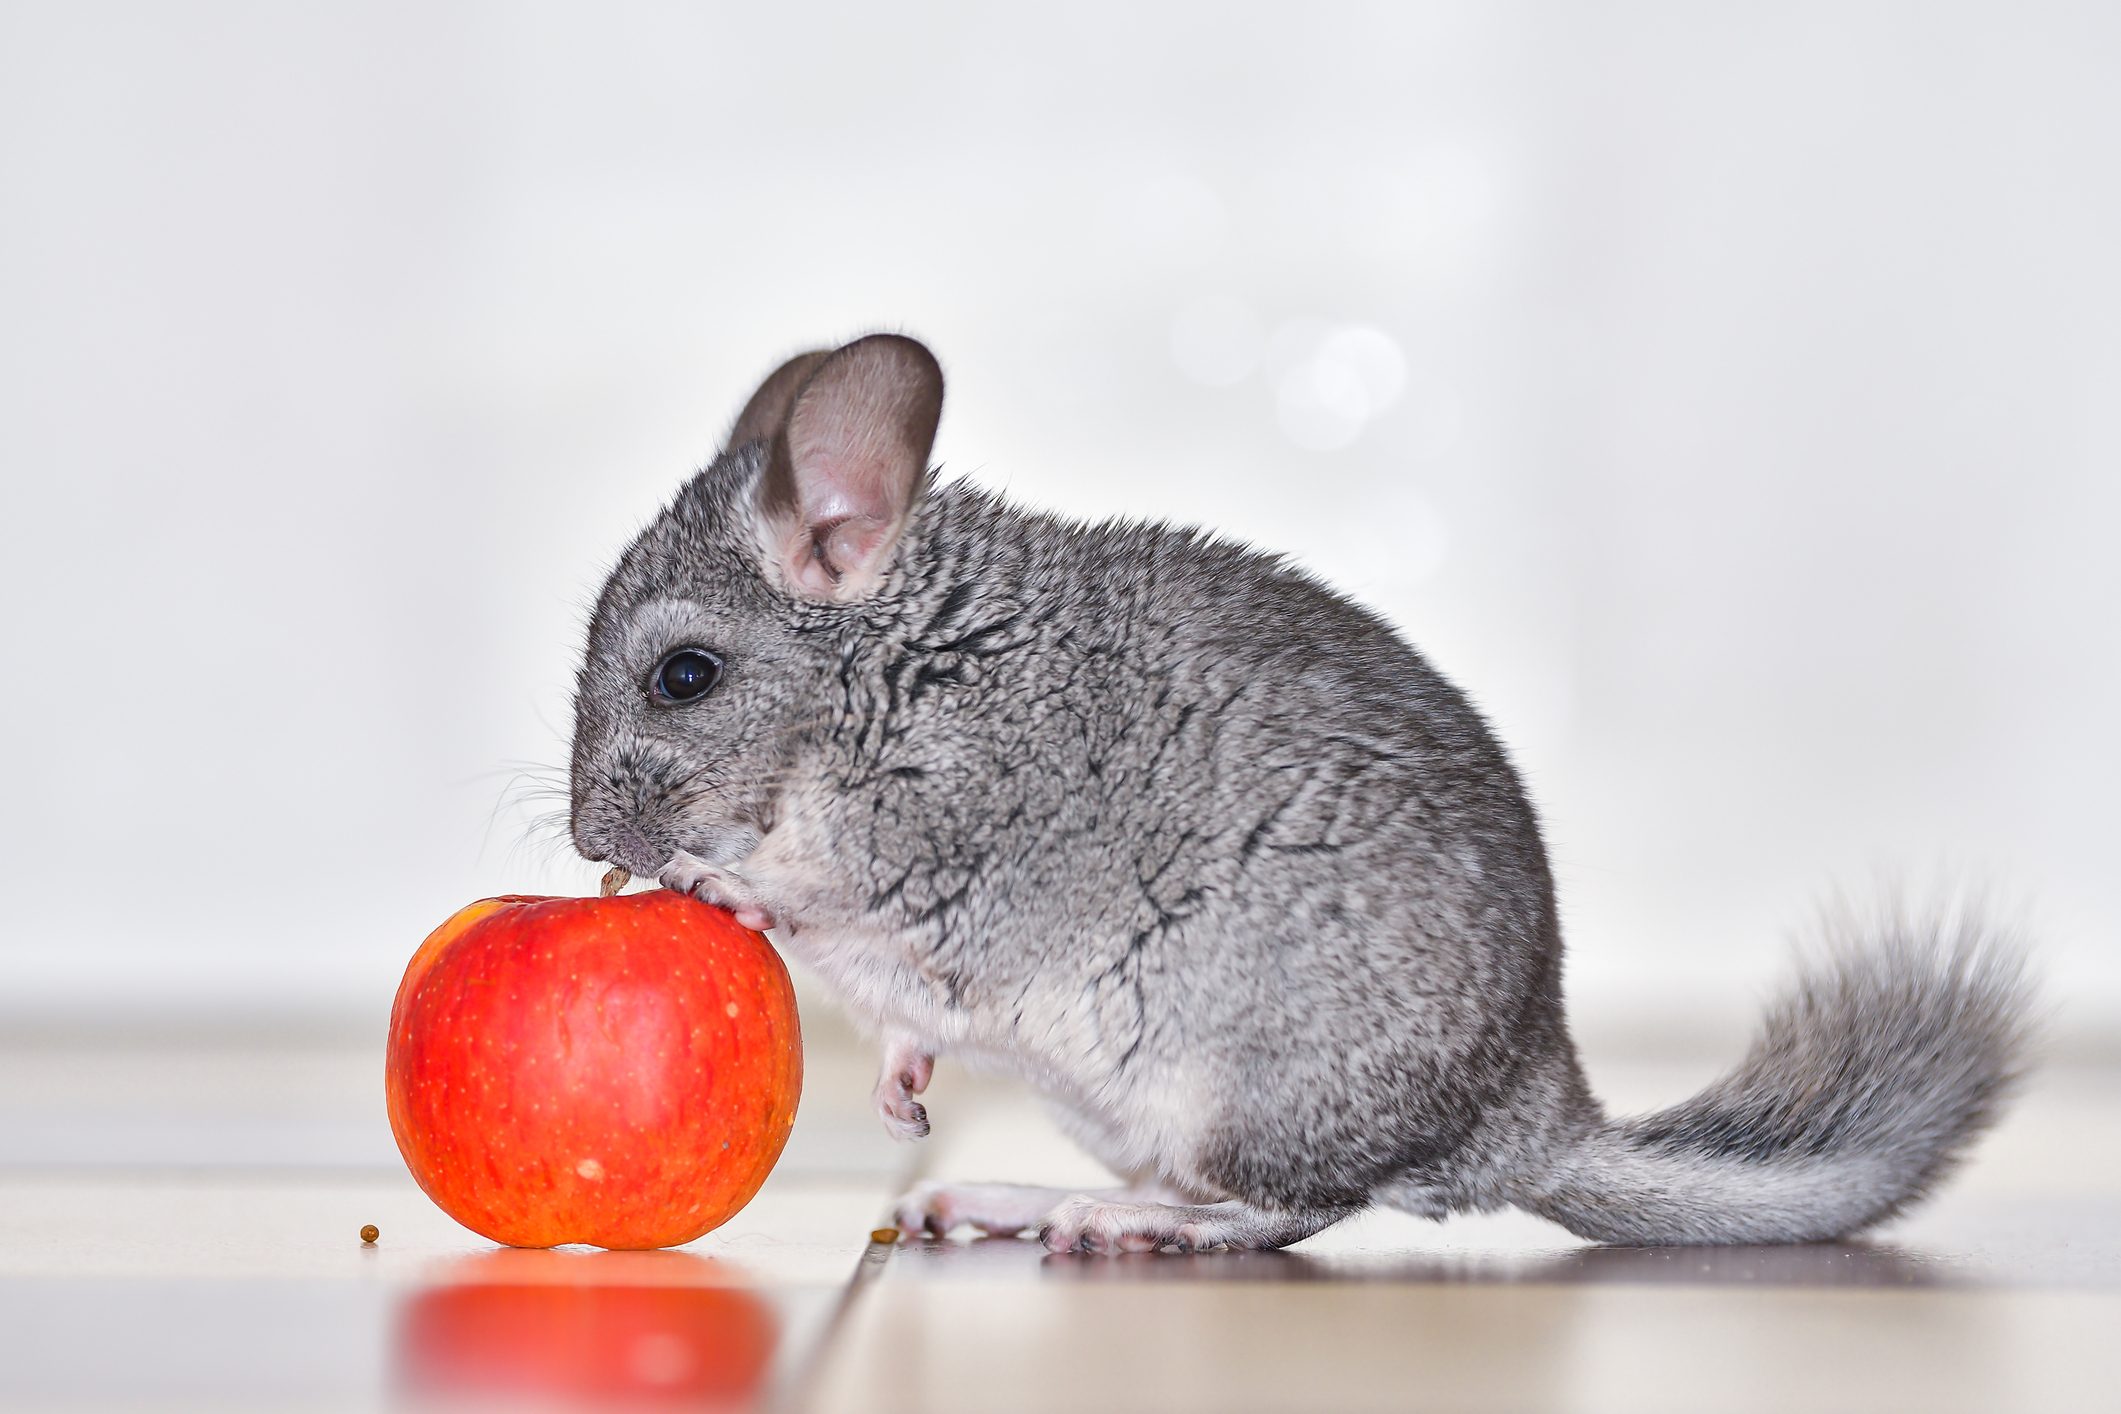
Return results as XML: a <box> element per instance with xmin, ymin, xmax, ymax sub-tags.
<box><xmin>773</xmin><ymin>1148</ymin><xmax>927</xmax><ymax>1413</ymax></box>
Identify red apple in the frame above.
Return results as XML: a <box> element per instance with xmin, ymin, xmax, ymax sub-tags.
<box><xmin>386</xmin><ymin>891</ymin><xmax>802</xmax><ymax>1249</ymax></box>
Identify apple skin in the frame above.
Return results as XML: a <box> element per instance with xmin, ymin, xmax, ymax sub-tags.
<box><xmin>386</xmin><ymin>891</ymin><xmax>802</xmax><ymax>1250</ymax></box>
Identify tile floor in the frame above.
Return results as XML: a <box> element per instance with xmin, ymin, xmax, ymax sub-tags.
<box><xmin>1</xmin><ymin>1022</ymin><xmax>2115</xmax><ymax>1412</ymax></box>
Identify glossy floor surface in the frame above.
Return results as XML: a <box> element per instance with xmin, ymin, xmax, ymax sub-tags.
<box><xmin>3</xmin><ymin>1025</ymin><xmax>2117</xmax><ymax>1413</ymax></box>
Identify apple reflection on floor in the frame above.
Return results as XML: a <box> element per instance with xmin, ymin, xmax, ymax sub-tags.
<box><xmin>392</xmin><ymin>1248</ymin><xmax>777</xmax><ymax>1409</ymax></box>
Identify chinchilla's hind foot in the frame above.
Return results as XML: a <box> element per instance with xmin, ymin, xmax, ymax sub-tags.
<box><xmin>1035</xmin><ymin>1196</ymin><xmax>1353</xmax><ymax>1255</ymax></box>
<box><xmin>893</xmin><ymin>1181</ymin><xmax>1083</xmax><ymax>1238</ymax></box>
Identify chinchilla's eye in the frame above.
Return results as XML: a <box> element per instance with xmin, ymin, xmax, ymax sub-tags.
<box><xmin>651</xmin><ymin>647</ymin><xmax>723</xmax><ymax>704</ymax></box>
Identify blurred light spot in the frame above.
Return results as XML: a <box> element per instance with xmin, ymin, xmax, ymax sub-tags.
<box><xmin>1276</xmin><ymin>371</ymin><xmax>1361</xmax><ymax>451</ymax></box>
<box><xmin>1271</xmin><ymin>323</ymin><xmax>1410</xmax><ymax>451</ymax></box>
<box><xmin>1170</xmin><ymin>296</ymin><xmax>1265</xmax><ymax>386</ymax></box>
<box><xmin>1319</xmin><ymin>327</ymin><xmax>1408</xmax><ymax>411</ymax></box>
<box><xmin>1268</xmin><ymin>317</ymin><xmax>1332</xmax><ymax>373</ymax></box>
<box><xmin>627</xmin><ymin>1332</ymin><xmax>696</xmax><ymax>1387</ymax></box>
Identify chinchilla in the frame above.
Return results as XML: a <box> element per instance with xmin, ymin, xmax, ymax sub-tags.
<box><xmin>568</xmin><ymin>333</ymin><xmax>2033</xmax><ymax>1253</ymax></box>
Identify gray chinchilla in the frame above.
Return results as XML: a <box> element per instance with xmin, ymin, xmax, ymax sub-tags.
<box><xmin>568</xmin><ymin>333</ymin><xmax>2032</xmax><ymax>1253</ymax></box>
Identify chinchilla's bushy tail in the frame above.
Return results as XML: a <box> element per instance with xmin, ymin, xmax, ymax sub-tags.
<box><xmin>1520</xmin><ymin>907</ymin><xmax>2036</xmax><ymax>1245</ymax></box>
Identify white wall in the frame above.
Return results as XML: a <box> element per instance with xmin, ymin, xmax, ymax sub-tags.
<box><xmin>2</xmin><ymin>2</ymin><xmax>2115</xmax><ymax>1041</ymax></box>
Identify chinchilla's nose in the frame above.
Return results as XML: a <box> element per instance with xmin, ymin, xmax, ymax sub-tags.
<box><xmin>570</xmin><ymin>815</ymin><xmax>659</xmax><ymax>876</ymax></box>
<box><xmin>611</xmin><ymin>823</ymin><xmax>661</xmax><ymax>875</ymax></box>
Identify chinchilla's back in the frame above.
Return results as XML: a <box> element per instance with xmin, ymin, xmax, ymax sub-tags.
<box><xmin>882</xmin><ymin>482</ymin><xmax>2034</xmax><ymax>1239</ymax></box>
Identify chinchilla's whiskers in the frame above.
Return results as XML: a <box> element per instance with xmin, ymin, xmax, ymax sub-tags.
<box><xmin>522</xmin><ymin>804</ymin><xmax>576</xmax><ymax>850</ymax></box>
<box><xmin>480</xmin><ymin>759</ymin><xmax>575</xmax><ymax>868</ymax></box>
<box><xmin>498</xmin><ymin>805</ymin><xmax>581</xmax><ymax>875</ymax></box>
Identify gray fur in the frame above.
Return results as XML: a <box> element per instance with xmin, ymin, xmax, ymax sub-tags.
<box><xmin>569</xmin><ymin>335</ymin><xmax>2035</xmax><ymax>1251</ymax></box>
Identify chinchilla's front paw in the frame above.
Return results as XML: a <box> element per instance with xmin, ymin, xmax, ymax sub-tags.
<box><xmin>658</xmin><ymin>851</ymin><xmax>778</xmax><ymax>931</ymax></box>
<box><xmin>875</xmin><ymin>1041</ymin><xmax>933</xmax><ymax>1141</ymax></box>
<box><xmin>878</xmin><ymin>1088</ymin><xmax>929</xmax><ymax>1142</ymax></box>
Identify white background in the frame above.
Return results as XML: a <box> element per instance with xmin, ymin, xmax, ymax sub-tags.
<box><xmin>2</xmin><ymin>2</ymin><xmax>2115</xmax><ymax>1045</ymax></box>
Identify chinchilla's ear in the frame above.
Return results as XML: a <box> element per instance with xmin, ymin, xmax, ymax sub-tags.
<box><xmin>725</xmin><ymin>348</ymin><xmax>832</xmax><ymax>453</ymax></box>
<box><xmin>753</xmin><ymin>334</ymin><xmax>943</xmax><ymax>602</ymax></box>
